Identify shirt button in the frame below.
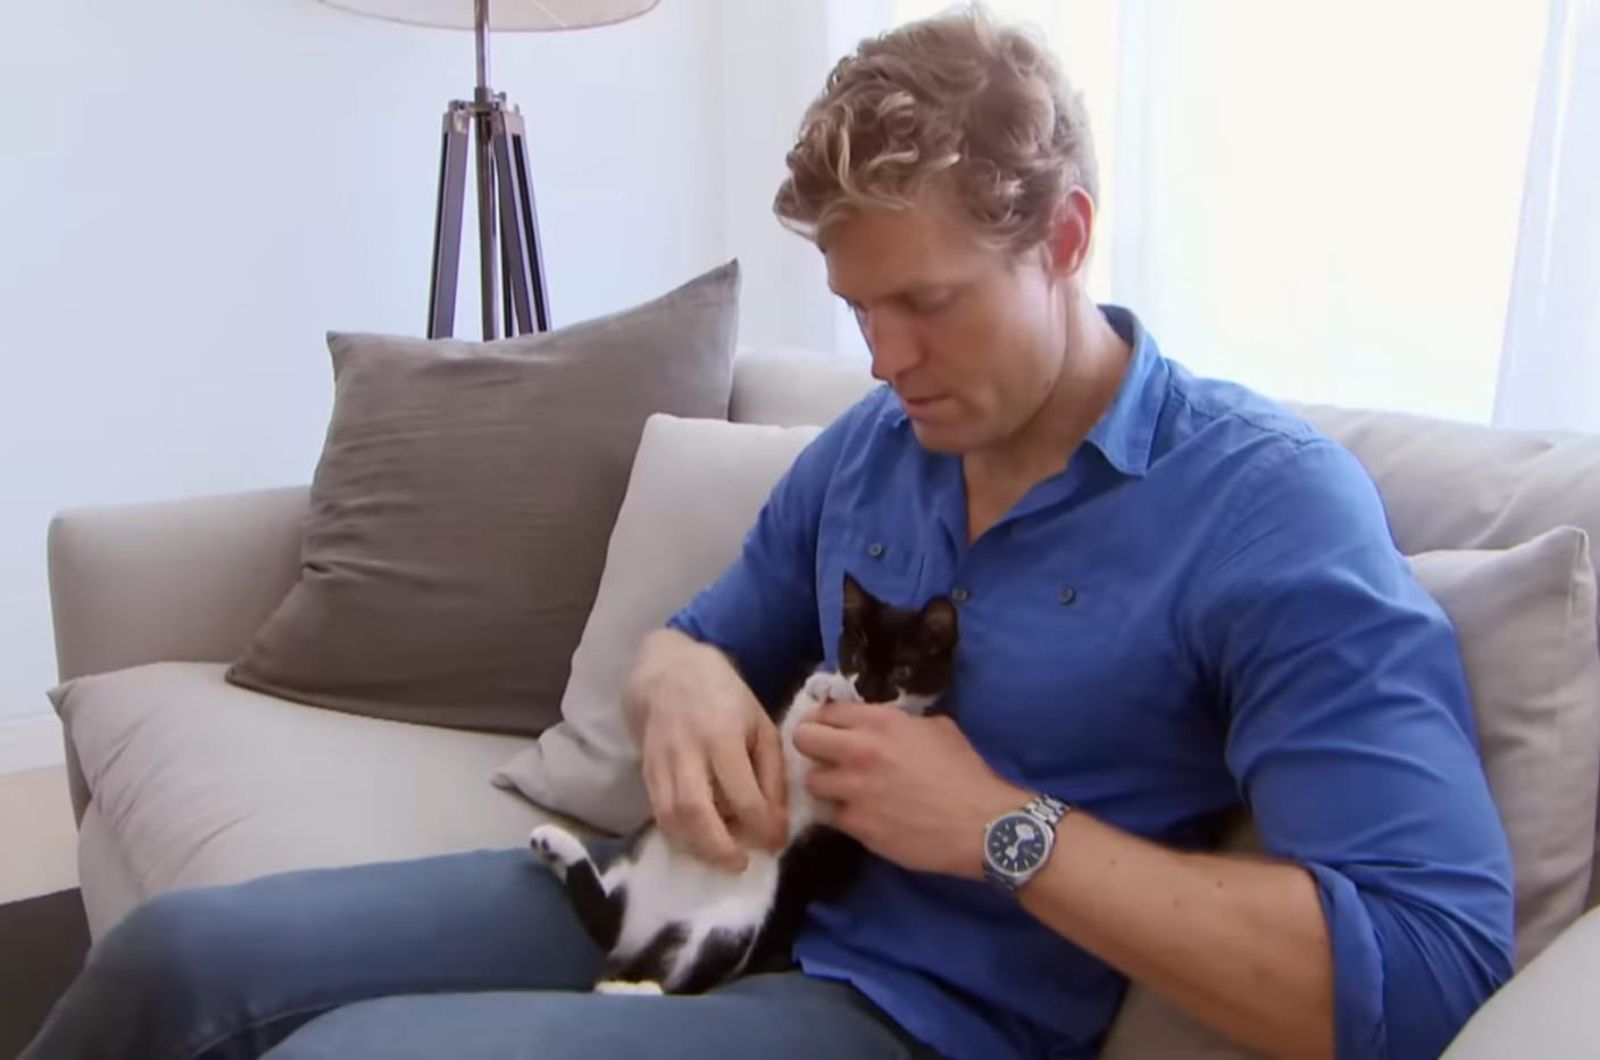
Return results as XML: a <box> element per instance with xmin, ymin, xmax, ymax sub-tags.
<box><xmin>1059</xmin><ymin>587</ymin><xmax>1078</xmax><ymax>606</ymax></box>
<box><xmin>951</xmin><ymin>586</ymin><xmax>971</xmax><ymax>603</ymax></box>
<box><xmin>867</xmin><ymin>542</ymin><xmax>885</xmax><ymax>559</ymax></box>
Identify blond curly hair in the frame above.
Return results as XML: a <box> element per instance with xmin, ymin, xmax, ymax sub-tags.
<box><xmin>774</xmin><ymin>4</ymin><xmax>1098</xmax><ymax>255</ymax></box>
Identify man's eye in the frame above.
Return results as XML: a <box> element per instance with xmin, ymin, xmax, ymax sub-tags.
<box><xmin>905</xmin><ymin>288</ymin><xmax>957</xmax><ymax>314</ymax></box>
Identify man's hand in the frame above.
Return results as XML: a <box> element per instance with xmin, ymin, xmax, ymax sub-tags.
<box><xmin>626</xmin><ymin>631</ymin><xmax>789</xmax><ymax>873</ymax></box>
<box><xmin>792</xmin><ymin>701</ymin><xmax>1027</xmax><ymax>878</ymax></box>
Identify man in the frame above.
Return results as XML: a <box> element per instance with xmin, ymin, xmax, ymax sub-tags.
<box><xmin>24</xmin><ymin>8</ymin><xmax>1512</xmax><ymax>1060</ymax></box>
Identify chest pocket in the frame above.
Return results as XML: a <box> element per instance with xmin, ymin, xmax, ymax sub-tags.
<box><xmin>949</xmin><ymin>565</ymin><xmax>1215</xmax><ymax>800</ymax></box>
<box><xmin>814</xmin><ymin>521</ymin><xmax>928</xmax><ymax>669</ymax></box>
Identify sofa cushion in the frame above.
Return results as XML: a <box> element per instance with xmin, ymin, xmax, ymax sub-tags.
<box><xmin>730</xmin><ymin>347</ymin><xmax>879</xmax><ymax>428</ymax></box>
<box><xmin>1442</xmin><ymin>904</ymin><xmax>1600</xmax><ymax>1059</ymax></box>
<box><xmin>227</xmin><ymin>261</ymin><xmax>740</xmax><ymax>736</ymax></box>
<box><xmin>494</xmin><ymin>414</ymin><xmax>823</xmax><ymax>833</ymax></box>
<box><xmin>51</xmin><ymin>663</ymin><xmax>573</xmax><ymax>900</ymax></box>
<box><xmin>76</xmin><ymin>801</ymin><xmax>148</xmax><ymax>938</ymax></box>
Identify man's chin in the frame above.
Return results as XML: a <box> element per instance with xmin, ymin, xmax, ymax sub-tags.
<box><xmin>907</xmin><ymin>420</ymin><xmax>972</xmax><ymax>455</ymax></box>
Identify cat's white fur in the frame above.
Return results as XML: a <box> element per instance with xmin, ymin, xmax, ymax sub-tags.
<box><xmin>530</xmin><ymin>669</ymin><xmax>933</xmax><ymax>992</ymax></box>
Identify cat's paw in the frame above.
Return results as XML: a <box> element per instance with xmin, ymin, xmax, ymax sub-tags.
<box><xmin>528</xmin><ymin>824</ymin><xmax>588</xmax><ymax>880</ymax></box>
<box><xmin>804</xmin><ymin>671</ymin><xmax>859</xmax><ymax>705</ymax></box>
<box><xmin>596</xmin><ymin>979</ymin><xmax>665</xmax><ymax>996</ymax></box>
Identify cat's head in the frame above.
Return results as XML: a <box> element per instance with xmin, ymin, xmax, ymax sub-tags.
<box><xmin>836</xmin><ymin>572</ymin><xmax>959</xmax><ymax>714</ymax></box>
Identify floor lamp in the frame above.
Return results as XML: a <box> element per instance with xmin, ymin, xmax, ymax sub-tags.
<box><xmin>317</xmin><ymin>0</ymin><xmax>661</xmax><ymax>340</ymax></box>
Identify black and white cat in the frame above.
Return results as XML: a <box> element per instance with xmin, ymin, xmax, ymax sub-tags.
<box><xmin>528</xmin><ymin>572</ymin><xmax>959</xmax><ymax>995</ymax></box>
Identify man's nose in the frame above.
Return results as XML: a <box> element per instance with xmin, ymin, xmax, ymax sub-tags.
<box><xmin>863</xmin><ymin>310</ymin><xmax>920</xmax><ymax>384</ymax></box>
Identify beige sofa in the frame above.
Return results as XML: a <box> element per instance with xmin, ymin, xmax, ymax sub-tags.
<box><xmin>45</xmin><ymin>349</ymin><xmax>1600</xmax><ymax>1056</ymax></box>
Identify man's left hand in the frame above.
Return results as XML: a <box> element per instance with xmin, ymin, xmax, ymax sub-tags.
<box><xmin>792</xmin><ymin>701</ymin><xmax>1028</xmax><ymax>879</ymax></box>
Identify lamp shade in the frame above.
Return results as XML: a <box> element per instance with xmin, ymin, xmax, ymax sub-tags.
<box><xmin>318</xmin><ymin>0</ymin><xmax>659</xmax><ymax>31</ymax></box>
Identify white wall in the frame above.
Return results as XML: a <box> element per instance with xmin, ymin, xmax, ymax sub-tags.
<box><xmin>716</xmin><ymin>0</ymin><xmax>886</xmax><ymax>361</ymax></box>
<box><xmin>0</xmin><ymin>0</ymin><xmax>724</xmax><ymax>767</ymax></box>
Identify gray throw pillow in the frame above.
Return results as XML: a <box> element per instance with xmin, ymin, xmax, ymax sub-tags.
<box><xmin>226</xmin><ymin>261</ymin><xmax>740</xmax><ymax>735</ymax></box>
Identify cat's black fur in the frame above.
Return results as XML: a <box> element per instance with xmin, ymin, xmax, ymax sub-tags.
<box><xmin>529</xmin><ymin>572</ymin><xmax>959</xmax><ymax>994</ymax></box>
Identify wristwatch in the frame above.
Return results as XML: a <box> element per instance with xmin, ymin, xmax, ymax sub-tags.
<box><xmin>983</xmin><ymin>794</ymin><xmax>1071</xmax><ymax>893</ymax></box>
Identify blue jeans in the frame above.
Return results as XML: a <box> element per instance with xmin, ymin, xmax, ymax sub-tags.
<box><xmin>21</xmin><ymin>848</ymin><xmax>931</xmax><ymax>1060</ymax></box>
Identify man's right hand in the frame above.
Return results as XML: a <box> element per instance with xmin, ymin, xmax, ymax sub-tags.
<box><xmin>626</xmin><ymin>631</ymin><xmax>789</xmax><ymax>873</ymax></box>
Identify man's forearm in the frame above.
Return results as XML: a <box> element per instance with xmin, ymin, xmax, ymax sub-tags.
<box><xmin>1020</xmin><ymin>810</ymin><xmax>1334</xmax><ymax>1059</ymax></box>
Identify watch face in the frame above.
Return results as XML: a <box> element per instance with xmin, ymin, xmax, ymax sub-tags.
<box><xmin>987</xmin><ymin>812</ymin><xmax>1049</xmax><ymax>876</ymax></box>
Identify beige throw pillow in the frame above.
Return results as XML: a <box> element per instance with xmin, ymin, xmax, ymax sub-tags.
<box><xmin>227</xmin><ymin>262</ymin><xmax>740</xmax><ymax>736</ymax></box>
<box><xmin>1410</xmin><ymin>526</ymin><xmax>1600</xmax><ymax>965</ymax></box>
<box><xmin>493</xmin><ymin>413</ymin><xmax>821</xmax><ymax>833</ymax></box>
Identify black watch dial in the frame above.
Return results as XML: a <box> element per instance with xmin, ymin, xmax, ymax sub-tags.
<box><xmin>987</xmin><ymin>812</ymin><xmax>1049</xmax><ymax>875</ymax></box>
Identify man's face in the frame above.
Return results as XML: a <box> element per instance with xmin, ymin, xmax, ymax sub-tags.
<box><xmin>824</xmin><ymin>190</ymin><xmax>1069</xmax><ymax>455</ymax></box>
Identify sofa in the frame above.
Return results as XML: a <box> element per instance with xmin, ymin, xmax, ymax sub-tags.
<box><xmin>45</xmin><ymin>348</ymin><xmax>1600</xmax><ymax>1057</ymax></box>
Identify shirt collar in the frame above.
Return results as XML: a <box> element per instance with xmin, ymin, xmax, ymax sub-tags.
<box><xmin>883</xmin><ymin>304</ymin><xmax>1167</xmax><ymax>479</ymax></box>
<box><xmin>1085</xmin><ymin>304</ymin><xmax>1166</xmax><ymax>478</ymax></box>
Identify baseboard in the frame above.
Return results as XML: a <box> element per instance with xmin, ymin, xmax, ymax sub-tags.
<box><xmin>0</xmin><ymin>714</ymin><xmax>65</xmax><ymax>775</ymax></box>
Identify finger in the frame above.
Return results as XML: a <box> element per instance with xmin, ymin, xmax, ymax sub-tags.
<box><xmin>814</xmin><ymin>700</ymin><xmax>896</xmax><ymax>730</ymax></box>
<box><xmin>642</xmin><ymin>751</ymin><xmax>671</xmax><ymax>821</ymax></box>
<box><xmin>791</xmin><ymin>719</ymin><xmax>871</xmax><ymax>765</ymax></box>
<box><xmin>750</xmin><ymin>722</ymin><xmax>790</xmax><ymax>849</ymax></box>
<box><xmin>709</xmin><ymin>733</ymin><xmax>776</xmax><ymax>850</ymax></box>
<box><xmin>669</xmin><ymin>750</ymin><xmax>746</xmax><ymax>872</ymax></box>
<box><xmin>805</xmin><ymin>763</ymin><xmax>861</xmax><ymax>804</ymax></box>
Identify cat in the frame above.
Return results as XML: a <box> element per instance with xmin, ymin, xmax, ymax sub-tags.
<box><xmin>528</xmin><ymin>571</ymin><xmax>959</xmax><ymax>996</ymax></box>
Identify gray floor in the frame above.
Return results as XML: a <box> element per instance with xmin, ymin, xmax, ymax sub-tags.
<box><xmin>0</xmin><ymin>888</ymin><xmax>89</xmax><ymax>1057</ymax></box>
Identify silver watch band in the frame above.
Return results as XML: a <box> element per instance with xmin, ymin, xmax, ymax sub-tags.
<box><xmin>1023</xmin><ymin>794</ymin><xmax>1069</xmax><ymax>827</ymax></box>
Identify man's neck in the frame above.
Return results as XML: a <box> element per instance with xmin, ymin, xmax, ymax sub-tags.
<box><xmin>966</xmin><ymin>296</ymin><xmax>1133</xmax><ymax>492</ymax></box>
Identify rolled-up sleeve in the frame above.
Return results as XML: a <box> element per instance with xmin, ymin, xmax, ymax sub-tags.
<box><xmin>667</xmin><ymin>406</ymin><xmax>857</xmax><ymax>708</ymax></box>
<box><xmin>1192</xmin><ymin>438</ymin><xmax>1516</xmax><ymax>1059</ymax></box>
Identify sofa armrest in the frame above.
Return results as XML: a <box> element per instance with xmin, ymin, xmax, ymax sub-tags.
<box><xmin>1444</xmin><ymin>905</ymin><xmax>1600</xmax><ymax>1058</ymax></box>
<box><xmin>48</xmin><ymin>486</ymin><xmax>309</xmax><ymax>683</ymax></box>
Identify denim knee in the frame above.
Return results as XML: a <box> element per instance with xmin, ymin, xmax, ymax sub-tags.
<box><xmin>21</xmin><ymin>888</ymin><xmax>245</xmax><ymax>1060</ymax></box>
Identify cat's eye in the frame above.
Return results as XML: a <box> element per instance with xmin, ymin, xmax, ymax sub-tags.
<box><xmin>891</xmin><ymin>665</ymin><xmax>913</xmax><ymax>683</ymax></box>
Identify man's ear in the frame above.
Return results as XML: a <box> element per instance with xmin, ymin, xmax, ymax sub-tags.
<box><xmin>1045</xmin><ymin>186</ymin><xmax>1095</xmax><ymax>279</ymax></box>
<box><xmin>920</xmin><ymin>596</ymin><xmax>959</xmax><ymax>652</ymax></box>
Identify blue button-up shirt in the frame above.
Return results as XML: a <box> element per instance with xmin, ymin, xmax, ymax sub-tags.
<box><xmin>669</xmin><ymin>306</ymin><xmax>1514</xmax><ymax>1059</ymax></box>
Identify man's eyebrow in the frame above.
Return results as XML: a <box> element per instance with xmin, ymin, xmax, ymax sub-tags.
<box><xmin>830</xmin><ymin>281</ymin><xmax>953</xmax><ymax>303</ymax></box>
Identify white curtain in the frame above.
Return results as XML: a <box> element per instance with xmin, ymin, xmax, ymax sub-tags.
<box><xmin>1075</xmin><ymin>0</ymin><xmax>1547</xmax><ymax>425</ymax></box>
<box><xmin>1494</xmin><ymin>0</ymin><xmax>1600</xmax><ymax>433</ymax></box>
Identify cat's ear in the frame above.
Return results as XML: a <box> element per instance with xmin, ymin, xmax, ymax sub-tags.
<box><xmin>919</xmin><ymin>597</ymin><xmax>959</xmax><ymax>653</ymax></box>
<box><xmin>841</xmin><ymin>572</ymin><xmax>875</xmax><ymax>627</ymax></box>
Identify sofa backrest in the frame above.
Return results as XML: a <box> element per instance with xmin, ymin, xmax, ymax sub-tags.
<box><xmin>729</xmin><ymin>346</ymin><xmax>1600</xmax><ymax>904</ymax></box>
